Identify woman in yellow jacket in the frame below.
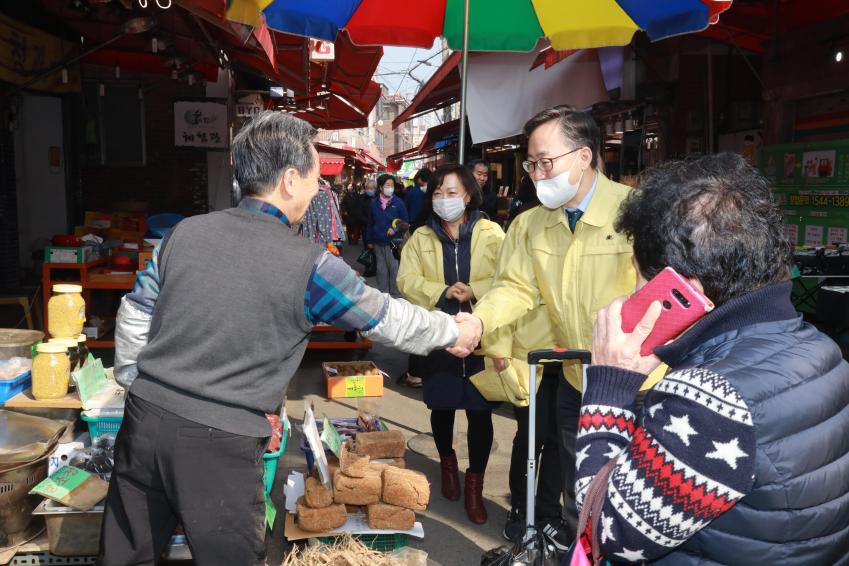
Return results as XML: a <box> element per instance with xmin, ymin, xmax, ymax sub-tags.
<box><xmin>397</xmin><ymin>163</ymin><xmax>504</xmax><ymax>525</ymax></box>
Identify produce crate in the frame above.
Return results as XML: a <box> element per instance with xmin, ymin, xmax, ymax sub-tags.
<box><xmin>322</xmin><ymin>361</ymin><xmax>384</xmax><ymax>398</ymax></box>
<box><xmin>0</xmin><ymin>369</ymin><xmax>31</xmax><ymax>404</ymax></box>
<box><xmin>318</xmin><ymin>533</ymin><xmax>408</xmax><ymax>552</ymax></box>
<box><xmin>80</xmin><ymin>413</ymin><xmax>122</xmax><ymax>439</ymax></box>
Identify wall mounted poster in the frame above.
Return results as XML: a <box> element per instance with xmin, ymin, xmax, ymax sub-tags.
<box><xmin>174</xmin><ymin>99</ymin><xmax>228</xmax><ymax>149</ymax></box>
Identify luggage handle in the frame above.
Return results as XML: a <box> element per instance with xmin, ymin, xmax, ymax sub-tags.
<box><xmin>527</xmin><ymin>348</ymin><xmax>591</xmax><ymax>365</ymax></box>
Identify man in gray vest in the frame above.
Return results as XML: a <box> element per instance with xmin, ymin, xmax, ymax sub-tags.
<box><xmin>99</xmin><ymin>112</ymin><xmax>482</xmax><ymax>566</ymax></box>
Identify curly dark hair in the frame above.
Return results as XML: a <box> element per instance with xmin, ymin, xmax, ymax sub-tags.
<box><xmin>615</xmin><ymin>153</ymin><xmax>792</xmax><ymax>306</ymax></box>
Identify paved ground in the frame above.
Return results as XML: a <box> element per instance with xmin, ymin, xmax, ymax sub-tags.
<box><xmin>265</xmin><ymin>243</ymin><xmax>520</xmax><ymax>566</ymax></box>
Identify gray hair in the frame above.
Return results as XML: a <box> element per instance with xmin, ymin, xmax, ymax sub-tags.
<box><xmin>365</xmin><ymin>180</ymin><xmax>377</xmax><ymax>190</ymax></box>
<box><xmin>232</xmin><ymin>111</ymin><xmax>317</xmax><ymax>196</ymax></box>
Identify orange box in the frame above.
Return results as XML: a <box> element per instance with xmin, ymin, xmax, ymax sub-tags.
<box><xmin>322</xmin><ymin>362</ymin><xmax>384</xmax><ymax>398</ymax></box>
<box><xmin>138</xmin><ymin>251</ymin><xmax>153</xmax><ymax>270</ymax></box>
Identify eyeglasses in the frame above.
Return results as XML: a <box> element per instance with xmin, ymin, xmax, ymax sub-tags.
<box><xmin>522</xmin><ymin>147</ymin><xmax>581</xmax><ymax>174</ymax></box>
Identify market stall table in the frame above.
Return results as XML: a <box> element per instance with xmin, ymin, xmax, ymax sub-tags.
<box><xmin>2</xmin><ymin>387</ymin><xmax>82</xmax><ymax>410</ymax></box>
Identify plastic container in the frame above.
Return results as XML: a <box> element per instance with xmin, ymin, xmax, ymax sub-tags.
<box><xmin>48</xmin><ymin>284</ymin><xmax>86</xmax><ymax>338</ymax></box>
<box><xmin>318</xmin><ymin>533</ymin><xmax>408</xmax><ymax>552</ymax></box>
<box><xmin>146</xmin><ymin>212</ymin><xmax>185</xmax><ymax>238</ymax></box>
<box><xmin>0</xmin><ymin>369</ymin><xmax>31</xmax><ymax>404</ymax></box>
<box><xmin>0</xmin><ymin>329</ymin><xmax>44</xmax><ymax>359</ymax></box>
<box><xmin>262</xmin><ymin>421</ymin><xmax>289</xmax><ymax>494</ymax></box>
<box><xmin>81</xmin><ymin>412</ymin><xmax>123</xmax><ymax>439</ymax></box>
<box><xmin>32</xmin><ymin>499</ymin><xmax>104</xmax><ymax>556</ymax></box>
<box><xmin>31</xmin><ymin>343</ymin><xmax>70</xmax><ymax>400</ymax></box>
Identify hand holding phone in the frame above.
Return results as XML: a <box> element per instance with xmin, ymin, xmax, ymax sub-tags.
<box><xmin>621</xmin><ymin>267</ymin><xmax>714</xmax><ymax>356</ymax></box>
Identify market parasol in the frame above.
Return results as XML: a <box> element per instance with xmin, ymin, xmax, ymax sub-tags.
<box><xmin>225</xmin><ymin>0</ymin><xmax>734</xmax><ymax>159</ymax></box>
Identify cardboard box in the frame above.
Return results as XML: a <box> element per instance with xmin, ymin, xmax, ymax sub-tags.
<box><xmin>323</xmin><ymin>362</ymin><xmax>384</xmax><ymax>398</ymax></box>
<box><xmin>139</xmin><ymin>250</ymin><xmax>153</xmax><ymax>270</ymax></box>
<box><xmin>44</xmin><ymin>246</ymin><xmax>98</xmax><ymax>264</ymax></box>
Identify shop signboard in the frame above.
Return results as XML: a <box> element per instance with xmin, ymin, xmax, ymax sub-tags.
<box><xmin>174</xmin><ymin>99</ymin><xmax>228</xmax><ymax>149</ymax></box>
<box><xmin>759</xmin><ymin>143</ymin><xmax>803</xmax><ymax>186</ymax></box>
<box><xmin>0</xmin><ymin>14</ymin><xmax>80</xmax><ymax>93</ymax></box>
<box><xmin>800</xmin><ymin>140</ymin><xmax>849</xmax><ymax>186</ymax></box>
<box><xmin>310</xmin><ymin>39</ymin><xmax>335</xmax><ymax>62</ymax></box>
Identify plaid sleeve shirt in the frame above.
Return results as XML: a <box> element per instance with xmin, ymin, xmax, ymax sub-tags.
<box><xmin>126</xmin><ymin>197</ymin><xmax>387</xmax><ymax>331</ymax></box>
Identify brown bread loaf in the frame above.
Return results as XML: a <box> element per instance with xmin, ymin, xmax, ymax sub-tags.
<box><xmin>381</xmin><ymin>466</ymin><xmax>430</xmax><ymax>512</ymax></box>
<box><xmin>296</xmin><ymin>497</ymin><xmax>346</xmax><ymax>532</ymax></box>
<box><xmin>339</xmin><ymin>439</ymin><xmax>370</xmax><ymax>478</ymax></box>
<box><xmin>366</xmin><ymin>502</ymin><xmax>415</xmax><ymax>530</ymax></box>
<box><xmin>355</xmin><ymin>430</ymin><xmax>406</xmax><ymax>459</ymax></box>
<box><xmin>333</xmin><ymin>468</ymin><xmax>381</xmax><ymax>506</ymax></box>
<box><xmin>304</xmin><ymin>474</ymin><xmax>334</xmax><ymax>508</ymax></box>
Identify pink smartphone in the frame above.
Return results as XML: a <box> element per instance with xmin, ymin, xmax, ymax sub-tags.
<box><xmin>620</xmin><ymin>267</ymin><xmax>715</xmax><ymax>356</ymax></box>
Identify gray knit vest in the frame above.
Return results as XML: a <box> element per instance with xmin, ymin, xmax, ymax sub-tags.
<box><xmin>131</xmin><ymin>207</ymin><xmax>323</xmax><ymax>436</ymax></box>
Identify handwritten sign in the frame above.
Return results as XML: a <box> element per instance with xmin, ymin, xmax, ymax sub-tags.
<box><xmin>344</xmin><ymin>376</ymin><xmax>366</xmax><ymax>398</ymax></box>
<box><xmin>265</xmin><ymin>492</ymin><xmax>277</xmax><ymax>529</ymax></box>
<box><xmin>320</xmin><ymin>417</ymin><xmax>343</xmax><ymax>458</ymax></box>
<box><xmin>30</xmin><ymin>466</ymin><xmax>108</xmax><ymax>510</ymax></box>
<box><xmin>174</xmin><ymin>100</ymin><xmax>228</xmax><ymax>149</ymax></box>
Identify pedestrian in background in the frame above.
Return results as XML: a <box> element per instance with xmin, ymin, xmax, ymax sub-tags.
<box><xmin>368</xmin><ymin>174</ymin><xmax>408</xmax><ymax>297</ymax></box>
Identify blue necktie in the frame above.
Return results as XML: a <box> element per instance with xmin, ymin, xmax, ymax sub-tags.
<box><xmin>566</xmin><ymin>209</ymin><xmax>584</xmax><ymax>232</ymax></box>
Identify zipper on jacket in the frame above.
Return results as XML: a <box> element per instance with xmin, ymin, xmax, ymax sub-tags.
<box><xmin>454</xmin><ymin>239</ymin><xmax>466</xmax><ymax>378</ymax></box>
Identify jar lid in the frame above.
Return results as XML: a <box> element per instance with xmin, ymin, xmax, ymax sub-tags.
<box><xmin>76</xmin><ymin>334</ymin><xmax>87</xmax><ymax>343</ymax></box>
<box><xmin>47</xmin><ymin>338</ymin><xmax>77</xmax><ymax>348</ymax></box>
<box><xmin>36</xmin><ymin>343</ymin><xmax>69</xmax><ymax>354</ymax></box>
<box><xmin>52</xmin><ymin>284</ymin><xmax>83</xmax><ymax>293</ymax></box>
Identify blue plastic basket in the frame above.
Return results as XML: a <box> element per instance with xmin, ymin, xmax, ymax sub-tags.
<box><xmin>146</xmin><ymin>213</ymin><xmax>185</xmax><ymax>238</ymax></box>
<box><xmin>0</xmin><ymin>369</ymin><xmax>31</xmax><ymax>404</ymax></box>
<box><xmin>262</xmin><ymin>421</ymin><xmax>289</xmax><ymax>494</ymax></box>
<box><xmin>80</xmin><ymin>413</ymin><xmax>123</xmax><ymax>439</ymax></box>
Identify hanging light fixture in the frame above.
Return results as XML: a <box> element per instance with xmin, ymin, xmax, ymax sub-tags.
<box><xmin>171</xmin><ymin>68</ymin><xmax>178</xmax><ymax>80</ymax></box>
<box><xmin>624</xmin><ymin>113</ymin><xmax>634</xmax><ymax>131</ymax></box>
<box><xmin>605</xmin><ymin>121</ymin><xmax>614</xmax><ymax>136</ymax></box>
<box><xmin>614</xmin><ymin>115</ymin><xmax>624</xmax><ymax>134</ymax></box>
<box><xmin>60</xmin><ymin>68</ymin><xmax>69</xmax><ymax>84</ymax></box>
<box><xmin>114</xmin><ymin>64</ymin><xmax>121</xmax><ymax>79</ymax></box>
<box><xmin>99</xmin><ymin>81</ymin><xmax>105</xmax><ymax>96</ymax></box>
<box><xmin>151</xmin><ymin>37</ymin><xmax>158</xmax><ymax>53</ymax></box>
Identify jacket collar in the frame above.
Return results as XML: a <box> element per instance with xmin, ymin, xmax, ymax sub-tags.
<box><xmin>428</xmin><ymin>209</ymin><xmax>483</xmax><ymax>244</ymax></box>
<box><xmin>655</xmin><ymin>280</ymin><xmax>798</xmax><ymax>367</ymax></box>
<box><xmin>543</xmin><ymin>171</ymin><xmax>617</xmax><ymax>229</ymax></box>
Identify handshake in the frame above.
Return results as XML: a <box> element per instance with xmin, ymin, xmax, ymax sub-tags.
<box><xmin>447</xmin><ymin>312</ymin><xmax>483</xmax><ymax>358</ymax></box>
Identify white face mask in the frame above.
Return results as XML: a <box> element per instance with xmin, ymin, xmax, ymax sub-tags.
<box><xmin>419</xmin><ymin>184</ymin><xmax>427</xmax><ymax>193</ymax></box>
<box><xmin>432</xmin><ymin>197</ymin><xmax>466</xmax><ymax>222</ymax></box>
<box><xmin>534</xmin><ymin>155</ymin><xmax>584</xmax><ymax>209</ymax></box>
<box><xmin>382</xmin><ymin>187</ymin><xmax>394</xmax><ymax>197</ymax></box>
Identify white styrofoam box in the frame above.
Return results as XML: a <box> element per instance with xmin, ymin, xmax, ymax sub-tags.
<box><xmin>48</xmin><ymin>431</ymin><xmax>91</xmax><ymax>476</ymax></box>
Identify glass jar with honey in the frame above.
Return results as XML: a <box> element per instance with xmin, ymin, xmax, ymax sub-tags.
<box><xmin>32</xmin><ymin>343</ymin><xmax>71</xmax><ymax>400</ymax></box>
<box><xmin>48</xmin><ymin>284</ymin><xmax>86</xmax><ymax>338</ymax></box>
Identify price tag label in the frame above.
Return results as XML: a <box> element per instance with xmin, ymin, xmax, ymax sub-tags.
<box><xmin>320</xmin><ymin>417</ymin><xmax>344</xmax><ymax>458</ymax></box>
<box><xmin>344</xmin><ymin>376</ymin><xmax>366</xmax><ymax>397</ymax></box>
<box><xmin>30</xmin><ymin>466</ymin><xmax>89</xmax><ymax>500</ymax></box>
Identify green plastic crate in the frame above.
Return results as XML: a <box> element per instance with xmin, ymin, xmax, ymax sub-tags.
<box><xmin>262</xmin><ymin>421</ymin><xmax>289</xmax><ymax>494</ymax></box>
<box><xmin>80</xmin><ymin>413</ymin><xmax>122</xmax><ymax>439</ymax></box>
<box><xmin>318</xmin><ymin>533</ymin><xmax>408</xmax><ymax>552</ymax></box>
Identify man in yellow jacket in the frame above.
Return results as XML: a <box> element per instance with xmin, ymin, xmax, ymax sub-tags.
<box><xmin>454</xmin><ymin>106</ymin><xmax>663</xmax><ymax>546</ymax></box>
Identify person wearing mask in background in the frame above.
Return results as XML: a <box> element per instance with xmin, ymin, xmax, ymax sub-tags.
<box><xmin>452</xmin><ymin>105</ymin><xmax>663</xmax><ymax>550</ymax></box>
<box><xmin>368</xmin><ymin>174</ymin><xmax>408</xmax><ymax>297</ymax></box>
<box><xmin>103</xmin><ymin>112</ymin><xmax>482</xmax><ymax>566</ymax></box>
<box><xmin>397</xmin><ymin>164</ymin><xmax>504</xmax><ymax>524</ymax></box>
<box><xmin>361</xmin><ymin>180</ymin><xmax>377</xmax><ymax>250</ymax></box>
<box><xmin>507</xmin><ymin>175</ymin><xmax>540</xmax><ymax>227</ymax></box>
<box><xmin>469</xmin><ymin>159</ymin><xmax>497</xmax><ymax>219</ymax></box>
<box><xmin>405</xmin><ymin>167</ymin><xmax>432</xmax><ymax>231</ymax></box>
